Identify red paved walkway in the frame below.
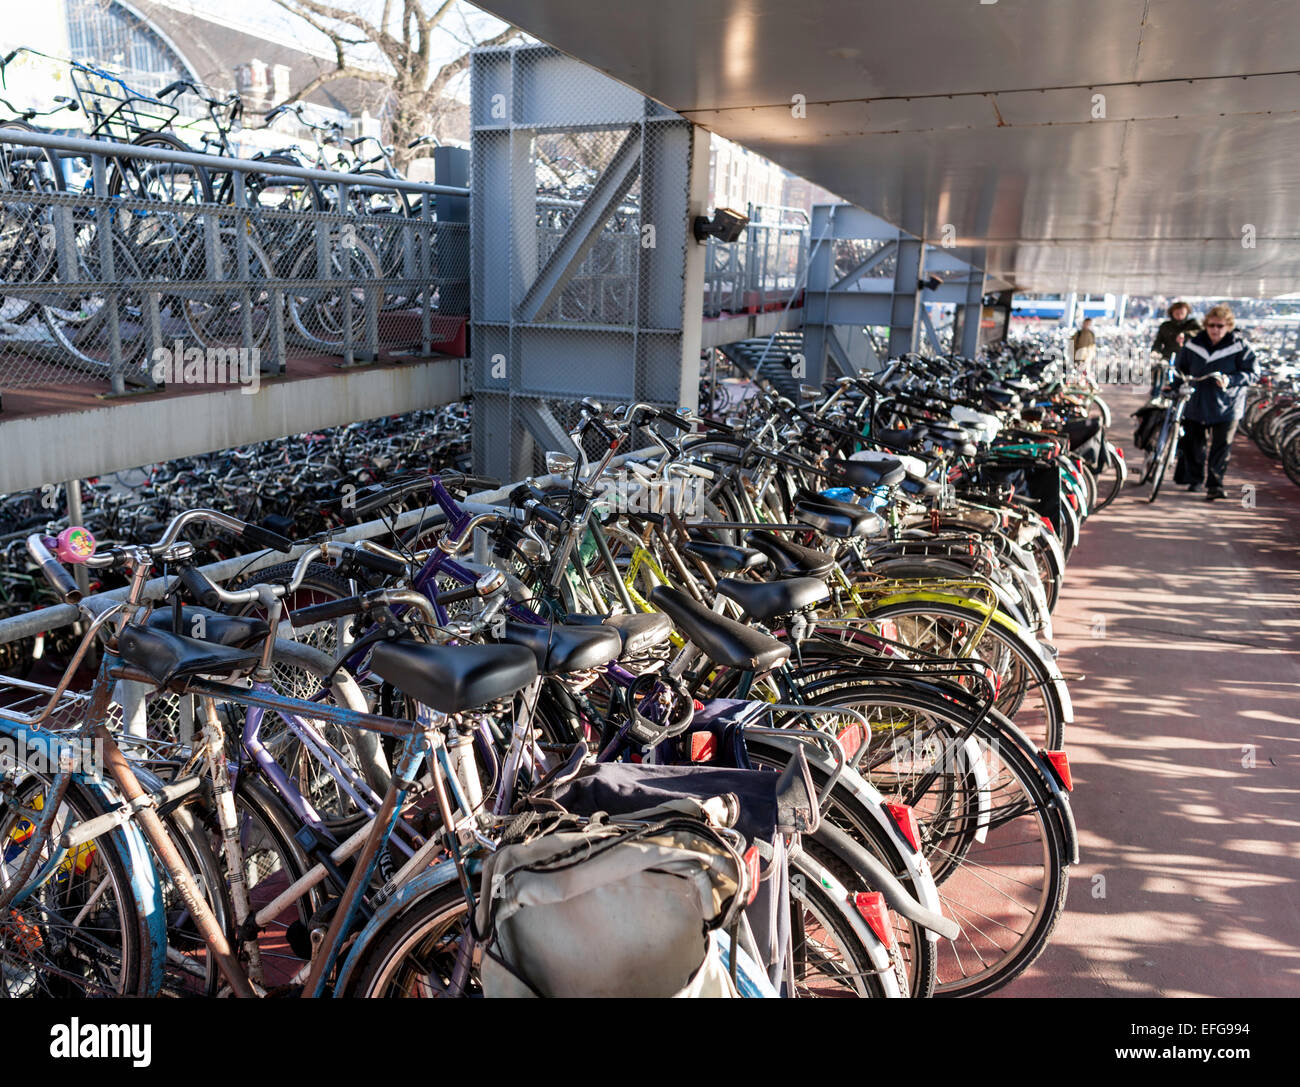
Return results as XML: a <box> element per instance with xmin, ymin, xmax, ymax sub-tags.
<box><xmin>1004</xmin><ymin>387</ymin><xmax>1300</xmax><ymax>997</ymax></box>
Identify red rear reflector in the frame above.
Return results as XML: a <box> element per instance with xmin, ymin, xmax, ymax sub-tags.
<box><xmin>877</xmin><ymin>619</ymin><xmax>899</xmax><ymax>641</ymax></box>
<box><xmin>884</xmin><ymin>802</ymin><xmax>921</xmax><ymax>852</ymax></box>
<box><xmin>689</xmin><ymin>731</ymin><xmax>717</xmax><ymax>763</ymax></box>
<box><xmin>1041</xmin><ymin>516</ymin><xmax>1055</xmax><ymax>534</ymax></box>
<box><xmin>692</xmin><ymin>699</ymin><xmax>705</xmax><ymax>711</ymax></box>
<box><xmin>1067</xmin><ymin>492</ymin><xmax>1079</xmax><ymax>510</ymax></box>
<box><xmin>1042</xmin><ymin>750</ymin><xmax>1073</xmax><ymax>791</ymax></box>
<box><xmin>836</xmin><ymin>724</ymin><xmax>863</xmax><ymax>760</ymax></box>
<box><xmin>743</xmin><ymin>846</ymin><xmax>761</xmax><ymax>905</ymax></box>
<box><xmin>853</xmin><ymin>892</ymin><xmax>894</xmax><ymax>948</ymax></box>
<box><xmin>1114</xmin><ymin>447</ymin><xmax>1125</xmax><ymax>460</ymax></box>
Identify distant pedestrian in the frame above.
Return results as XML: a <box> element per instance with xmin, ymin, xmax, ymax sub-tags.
<box><xmin>1171</xmin><ymin>304</ymin><xmax>1257</xmax><ymax>500</ymax></box>
<box><xmin>1150</xmin><ymin>301</ymin><xmax>1200</xmax><ymax>391</ymax></box>
<box><xmin>1071</xmin><ymin>317</ymin><xmax>1097</xmax><ymax>380</ymax></box>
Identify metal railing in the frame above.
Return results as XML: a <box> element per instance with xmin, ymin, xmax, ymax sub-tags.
<box><xmin>703</xmin><ymin>203</ymin><xmax>809</xmax><ymax>318</ymax></box>
<box><xmin>0</xmin><ymin>128</ymin><xmax>470</xmax><ymax>397</ymax></box>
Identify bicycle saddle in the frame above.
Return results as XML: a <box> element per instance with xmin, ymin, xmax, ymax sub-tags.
<box><xmin>568</xmin><ymin>611</ymin><xmax>674</xmax><ymax>659</ymax></box>
<box><xmin>117</xmin><ymin>625</ymin><xmax>261</xmax><ymax>686</ymax></box>
<box><xmin>146</xmin><ymin>606</ymin><xmax>269</xmax><ymax>648</ymax></box>
<box><xmin>715</xmin><ymin>577</ymin><xmax>830</xmax><ymax>623</ymax></box>
<box><xmin>369</xmin><ymin>641</ymin><xmax>538</xmax><ymax>715</ymax></box>
<box><xmin>649</xmin><ymin>586</ymin><xmax>790</xmax><ymax>672</ymax></box>
<box><xmin>873</xmin><ymin>427</ymin><xmax>923</xmax><ymax>451</ymax></box>
<box><xmin>744</xmin><ymin>530</ymin><xmax>836</xmax><ymax>579</ymax></box>
<box><xmin>793</xmin><ymin>492</ymin><xmax>885</xmax><ymax>538</ymax></box>
<box><xmin>496</xmin><ymin>622</ymin><xmax>622</xmax><ymax>675</ymax></box>
<box><xmin>836</xmin><ymin>457</ymin><xmax>906</xmax><ymax>490</ymax></box>
<box><xmin>682</xmin><ymin>539</ymin><xmax>766</xmax><ymax>573</ymax></box>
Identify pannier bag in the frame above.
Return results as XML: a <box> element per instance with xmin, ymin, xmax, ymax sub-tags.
<box><xmin>1132</xmin><ymin>401</ymin><xmax>1167</xmax><ymax>451</ymax></box>
<box><xmin>475</xmin><ymin>813</ymin><xmax>752</xmax><ymax>998</ymax></box>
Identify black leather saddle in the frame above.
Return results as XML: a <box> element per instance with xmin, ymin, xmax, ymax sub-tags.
<box><xmin>716</xmin><ymin>577</ymin><xmax>830</xmax><ymax>623</ymax></box>
<box><xmin>649</xmin><ymin>586</ymin><xmax>790</xmax><ymax>672</ymax></box>
<box><xmin>836</xmin><ymin>457</ymin><xmax>906</xmax><ymax>490</ymax></box>
<box><xmin>793</xmin><ymin>492</ymin><xmax>885</xmax><ymax>538</ymax></box>
<box><xmin>873</xmin><ymin>427</ymin><xmax>923</xmax><ymax>451</ymax></box>
<box><xmin>146</xmin><ymin>606</ymin><xmax>269</xmax><ymax>647</ymax></box>
<box><xmin>369</xmin><ymin>640</ymin><xmax>538</xmax><ymax>715</ymax></box>
<box><xmin>745</xmin><ymin>530</ymin><xmax>836</xmax><ymax>579</ymax></box>
<box><xmin>683</xmin><ymin>539</ymin><xmax>766</xmax><ymax>573</ymax></box>
<box><xmin>117</xmin><ymin>624</ymin><xmax>261</xmax><ymax>686</ymax></box>
<box><xmin>923</xmin><ymin>426</ymin><xmax>979</xmax><ymax>457</ymax></box>
<box><xmin>497</xmin><ymin>621</ymin><xmax>622</xmax><ymax>674</ymax></box>
<box><xmin>569</xmin><ymin>611</ymin><xmax>674</xmax><ymax>659</ymax></box>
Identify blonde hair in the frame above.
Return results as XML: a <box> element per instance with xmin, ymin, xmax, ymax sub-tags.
<box><xmin>1203</xmin><ymin>303</ymin><xmax>1235</xmax><ymax>329</ymax></box>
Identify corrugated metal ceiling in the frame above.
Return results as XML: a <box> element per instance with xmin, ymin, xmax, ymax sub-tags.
<box><xmin>477</xmin><ymin>0</ymin><xmax>1300</xmax><ymax>295</ymax></box>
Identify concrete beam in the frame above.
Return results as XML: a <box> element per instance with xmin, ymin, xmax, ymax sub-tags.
<box><xmin>700</xmin><ymin>305</ymin><xmax>804</xmax><ymax>350</ymax></box>
<box><xmin>0</xmin><ymin>359</ymin><xmax>463</xmax><ymax>494</ymax></box>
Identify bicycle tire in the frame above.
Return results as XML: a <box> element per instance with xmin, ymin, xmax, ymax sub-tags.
<box><xmin>857</xmin><ymin>597</ymin><xmax>1067</xmax><ymax>751</ymax></box>
<box><xmin>0</xmin><ymin>775</ymin><xmax>152</xmax><ymax>996</ymax></box>
<box><xmin>791</xmin><ymin>683</ymin><xmax>1069</xmax><ymax>997</ymax></box>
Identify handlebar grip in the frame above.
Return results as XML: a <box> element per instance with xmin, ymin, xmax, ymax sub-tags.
<box><xmin>243</xmin><ymin>523</ymin><xmax>294</xmax><ymax>553</ymax></box>
<box><xmin>634</xmin><ymin>406</ymin><xmax>692</xmax><ymax>431</ymax></box>
<box><xmin>26</xmin><ymin>534</ymin><xmax>81</xmax><ymax>605</ymax></box>
<box><xmin>156</xmin><ymin>80</ymin><xmax>187</xmax><ymax>99</ymax></box>
<box><xmin>342</xmin><ymin>546</ymin><xmax>406</xmax><ymax>578</ymax></box>
<box><xmin>510</xmin><ymin>483</ymin><xmax>567</xmax><ymax>528</ymax></box>
<box><xmin>178</xmin><ymin>566</ymin><xmax>222</xmax><ymax>609</ymax></box>
<box><xmin>290</xmin><ymin>596</ymin><xmax>366</xmax><ymax>627</ymax></box>
<box><xmin>435</xmin><ymin>583</ymin><xmax>482</xmax><ymax>607</ymax></box>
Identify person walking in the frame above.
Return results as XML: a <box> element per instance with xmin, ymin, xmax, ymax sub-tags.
<box><xmin>1071</xmin><ymin>317</ymin><xmax>1097</xmax><ymax>381</ymax></box>
<box><xmin>1171</xmin><ymin>304</ymin><xmax>1257</xmax><ymax>500</ymax></box>
<box><xmin>1150</xmin><ymin>301</ymin><xmax>1200</xmax><ymax>392</ymax></box>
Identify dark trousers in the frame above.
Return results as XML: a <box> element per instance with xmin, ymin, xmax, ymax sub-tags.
<box><xmin>1181</xmin><ymin>418</ymin><xmax>1238</xmax><ymax>491</ymax></box>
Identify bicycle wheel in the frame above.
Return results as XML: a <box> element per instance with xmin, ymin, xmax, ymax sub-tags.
<box><xmin>796</xmin><ymin>683</ymin><xmax>1069</xmax><ymax>997</ymax></box>
<box><xmin>859</xmin><ymin>597</ymin><xmax>1067</xmax><ymax>751</ymax></box>
<box><xmin>1148</xmin><ymin>419</ymin><xmax>1179</xmax><ymax>502</ymax></box>
<box><xmin>746</xmin><ymin>741</ymin><xmax>936</xmax><ymax>997</ymax></box>
<box><xmin>340</xmin><ymin>879</ymin><xmax>476</xmax><ymax>997</ymax></box>
<box><xmin>1092</xmin><ymin>443</ymin><xmax>1126</xmax><ymax>511</ymax></box>
<box><xmin>789</xmin><ymin>848</ymin><xmax>899</xmax><ymax>997</ymax></box>
<box><xmin>286</xmin><ymin>237</ymin><xmax>383</xmax><ymax>353</ymax></box>
<box><xmin>0</xmin><ymin>774</ymin><xmax>151</xmax><ymax>996</ymax></box>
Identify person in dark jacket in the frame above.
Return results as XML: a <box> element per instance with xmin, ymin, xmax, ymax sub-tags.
<box><xmin>1150</xmin><ymin>301</ymin><xmax>1200</xmax><ymax>393</ymax></box>
<box><xmin>1171</xmin><ymin>304</ymin><xmax>1256</xmax><ymax>500</ymax></box>
<box><xmin>1152</xmin><ymin>301</ymin><xmax>1201</xmax><ymax>359</ymax></box>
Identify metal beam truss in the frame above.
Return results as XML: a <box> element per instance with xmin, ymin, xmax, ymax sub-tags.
<box><xmin>802</xmin><ymin>205</ymin><xmax>984</xmax><ymax>383</ymax></box>
<box><xmin>469</xmin><ymin>44</ymin><xmax>707</xmax><ymax>481</ymax></box>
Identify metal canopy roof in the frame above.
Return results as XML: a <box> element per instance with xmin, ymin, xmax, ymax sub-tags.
<box><xmin>477</xmin><ymin>0</ymin><xmax>1300</xmax><ymax>296</ymax></box>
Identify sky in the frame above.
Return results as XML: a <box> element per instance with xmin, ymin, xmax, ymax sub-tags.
<box><xmin>150</xmin><ymin>0</ymin><xmax>518</xmax><ymax>80</ymax></box>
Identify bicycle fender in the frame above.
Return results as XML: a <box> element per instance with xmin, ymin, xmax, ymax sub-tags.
<box><xmin>332</xmin><ymin>857</ymin><xmax>468</xmax><ymax>994</ymax></box>
<box><xmin>748</xmin><ymin>734</ymin><xmax>945</xmax><ymax>942</ymax></box>
<box><xmin>976</xmin><ymin>713</ymin><xmax>1081</xmax><ymax>867</ymax></box>
<box><xmin>83</xmin><ymin>776</ymin><xmax>169</xmax><ymax>997</ymax></box>
<box><xmin>961</xmin><ymin>736</ymin><xmax>993</xmax><ymax>845</ymax></box>
<box><xmin>866</xmin><ymin>589</ymin><xmax>1074</xmax><ymax>724</ymax></box>
<box><xmin>792</xmin><ymin>851</ymin><xmax>902</xmax><ymax>997</ymax></box>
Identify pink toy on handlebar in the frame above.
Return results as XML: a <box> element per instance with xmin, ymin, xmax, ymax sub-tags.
<box><xmin>54</xmin><ymin>526</ymin><xmax>96</xmax><ymax>564</ymax></box>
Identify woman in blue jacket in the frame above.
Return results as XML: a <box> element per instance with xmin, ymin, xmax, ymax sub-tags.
<box><xmin>1173</xmin><ymin>304</ymin><xmax>1257</xmax><ymax>500</ymax></box>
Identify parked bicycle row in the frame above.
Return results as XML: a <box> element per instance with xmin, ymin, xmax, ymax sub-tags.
<box><xmin>0</xmin><ymin>404</ymin><xmax>469</xmax><ymax>678</ymax></box>
<box><xmin>0</xmin><ymin>348</ymin><xmax>1114</xmax><ymax>998</ymax></box>
<box><xmin>0</xmin><ymin>48</ymin><xmax>462</xmax><ymax>387</ymax></box>
<box><xmin>1241</xmin><ymin>360</ymin><xmax>1300</xmax><ymax>488</ymax></box>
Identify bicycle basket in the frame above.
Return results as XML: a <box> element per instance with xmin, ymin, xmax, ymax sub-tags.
<box><xmin>70</xmin><ymin>65</ymin><xmax>178</xmax><ymax>141</ymax></box>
